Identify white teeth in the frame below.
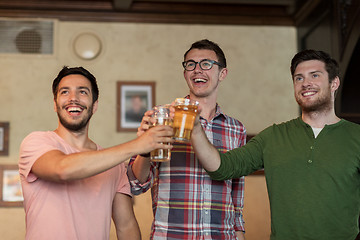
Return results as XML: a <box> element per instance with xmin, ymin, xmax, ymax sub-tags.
<box><xmin>303</xmin><ymin>91</ymin><xmax>316</xmax><ymax>96</ymax></box>
<box><xmin>67</xmin><ymin>107</ymin><xmax>82</xmax><ymax>112</ymax></box>
<box><xmin>194</xmin><ymin>78</ymin><xmax>207</xmax><ymax>83</ymax></box>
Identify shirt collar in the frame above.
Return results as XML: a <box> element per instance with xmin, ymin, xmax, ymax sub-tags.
<box><xmin>184</xmin><ymin>95</ymin><xmax>227</xmax><ymax>121</ymax></box>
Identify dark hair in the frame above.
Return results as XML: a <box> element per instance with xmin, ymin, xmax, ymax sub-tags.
<box><xmin>52</xmin><ymin>66</ymin><xmax>99</xmax><ymax>103</ymax></box>
<box><xmin>290</xmin><ymin>49</ymin><xmax>339</xmax><ymax>82</ymax></box>
<box><xmin>184</xmin><ymin>39</ymin><xmax>227</xmax><ymax>68</ymax></box>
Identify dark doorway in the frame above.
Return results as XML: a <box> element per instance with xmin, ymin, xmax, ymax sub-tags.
<box><xmin>340</xmin><ymin>38</ymin><xmax>360</xmax><ymax>118</ymax></box>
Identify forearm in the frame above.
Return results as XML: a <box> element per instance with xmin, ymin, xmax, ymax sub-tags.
<box><xmin>33</xmin><ymin>125</ymin><xmax>173</xmax><ymax>182</ymax></box>
<box><xmin>33</xmin><ymin>138</ymin><xmax>147</xmax><ymax>182</ymax></box>
<box><xmin>62</xmin><ymin>139</ymin><xmax>142</xmax><ymax>179</ymax></box>
<box><xmin>190</xmin><ymin>123</ymin><xmax>220</xmax><ymax>172</ymax></box>
<box><xmin>130</xmin><ymin>155</ymin><xmax>151</xmax><ymax>183</ymax></box>
<box><xmin>116</xmin><ymin>220</ymin><xmax>141</xmax><ymax>240</ymax></box>
<box><xmin>113</xmin><ymin>193</ymin><xmax>141</xmax><ymax>240</ymax></box>
<box><xmin>236</xmin><ymin>231</ymin><xmax>245</xmax><ymax>240</ymax></box>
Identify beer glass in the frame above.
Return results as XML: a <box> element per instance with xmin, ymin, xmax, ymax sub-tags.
<box><xmin>150</xmin><ymin>105</ymin><xmax>172</xmax><ymax>162</ymax></box>
<box><xmin>172</xmin><ymin>98</ymin><xmax>199</xmax><ymax>143</ymax></box>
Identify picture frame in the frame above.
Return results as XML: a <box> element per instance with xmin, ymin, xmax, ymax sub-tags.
<box><xmin>0</xmin><ymin>122</ymin><xmax>9</xmax><ymax>156</ymax></box>
<box><xmin>117</xmin><ymin>81</ymin><xmax>155</xmax><ymax>132</ymax></box>
<box><xmin>0</xmin><ymin>165</ymin><xmax>23</xmax><ymax>207</ymax></box>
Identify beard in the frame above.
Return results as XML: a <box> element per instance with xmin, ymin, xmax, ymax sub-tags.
<box><xmin>56</xmin><ymin>104</ymin><xmax>94</xmax><ymax>132</ymax></box>
<box><xmin>296</xmin><ymin>87</ymin><xmax>332</xmax><ymax>113</ymax></box>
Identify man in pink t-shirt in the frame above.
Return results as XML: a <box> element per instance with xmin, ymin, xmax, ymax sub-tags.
<box><xmin>18</xmin><ymin>66</ymin><xmax>173</xmax><ymax>240</ymax></box>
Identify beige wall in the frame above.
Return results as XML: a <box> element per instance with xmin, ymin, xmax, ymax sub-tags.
<box><xmin>0</xmin><ymin>20</ymin><xmax>298</xmax><ymax>239</ymax></box>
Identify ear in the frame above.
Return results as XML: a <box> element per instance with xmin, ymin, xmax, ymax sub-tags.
<box><xmin>92</xmin><ymin>100</ymin><xmax>99</xmax><ymax>114</ymax></box>
<box><xmin>53</xmin><ymin>99</ymin><xmax>57</xmax><ymax>112</ymax></box>
<box><xmin>219</xmin><ymin>67</ymin><xmax>228</xmax><ymax>82</ymax></box>
<box><xmin>331</xmin><ymin>76</ymin><xmax>340</xmax><ymax>92</ymax></box>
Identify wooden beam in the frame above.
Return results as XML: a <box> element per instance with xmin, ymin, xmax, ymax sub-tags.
<box><xmin>113</xmin><ymin>0</ymin><xmax>133</xmax><ymax>10</ymax></box>
<box><xmin>0</xmin><ymin>0</ymin><xmax>295</xmax><ymax>26</ymax></box>
<box><xmin>0</xmin><ymin>8</ymin><xmax>294</xmax><ymax>25</ymax></box>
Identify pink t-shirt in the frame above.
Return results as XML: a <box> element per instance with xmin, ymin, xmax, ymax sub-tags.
<box><xmin>19</xmin><ymin>131</ymin><xmax>131</xmax><ymax>240</ymax></box>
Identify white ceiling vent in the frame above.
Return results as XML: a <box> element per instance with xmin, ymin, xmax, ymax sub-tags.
<box><xmin>0</xmin><ymin>18</ymin><xmax>56</xmax><ymax>55</ymax></box>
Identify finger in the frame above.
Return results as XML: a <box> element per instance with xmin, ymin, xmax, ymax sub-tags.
<box><xmin>168</xmin><ymin>106</ymin><xmax>175</xmax><ymax>118</ymax></box>
<box><xmin>150</xmin><ymin>125</ymin><xmax>173</xmax><ymax>136</ymax></box>
<box><xmin>141</xmin><ymin>115</ymin><xmax>152</xmax><ymax>124</ymax></box>
<box><xmin>144</xmin><ymin>110</ymin><xmax>154</xmax><ymax>116</ymax></box>
<box><xmin>154</xmin><ymin>141</ymin><xmax>173</xmax><ymax>149</ymax></box>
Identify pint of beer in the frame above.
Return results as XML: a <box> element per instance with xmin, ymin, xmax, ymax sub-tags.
<box><xmin>173</xmin><ymin>98</ymin><xmax>199</xmax><ymax>143</ymax></box>
<box><xmin>150</xmin><ymin>105</ymin><xmax>172</xmax><ymax>162</ymax></box>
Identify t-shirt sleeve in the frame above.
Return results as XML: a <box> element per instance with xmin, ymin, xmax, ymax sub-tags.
<box><xmin>116</xmin><ymin>163</ymin><xmax>132</xmax><ymax>197</ymax></box>
<box><xmin>19</xmin><ymin>132</ymin><xmax>59</xmax><ymax>183</ymax></box>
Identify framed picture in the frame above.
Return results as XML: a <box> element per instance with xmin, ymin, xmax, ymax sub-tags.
<box><xmin>0</xmin><ymin>122</ymin><xmax>9</xmax><ymax>156</ymax></box>
<box><xmin>117</xmin><ymin>81</ymin><xmax>155</xmax><ymax>132</ymax></box>
<box><xmin>0</xmin><ymin>165</ymin><xmax>23</xmax><ymax>207</ymax></box>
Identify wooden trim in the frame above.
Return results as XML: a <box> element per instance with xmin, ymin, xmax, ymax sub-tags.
<box><xmin>251</xmin><ymin>169</ymin><xmax>265</xmax><ymax>175</ymax></box>
<box><xmin>0</xmin><ymin>1</ymin><xmax>295</xmax><ymax>26</ymax></box>
<box><xmin>0</xmin><ymin>122</ymin><xmax>9</xmax><ymax>156</ymax></box>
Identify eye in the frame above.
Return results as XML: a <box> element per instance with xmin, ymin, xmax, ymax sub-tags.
<box><xmin>59</xmin><ymin>90</ymin><xmax>68</xmax><ymax>95</ymax></box>
<box><xmin>312</xmin><ymin>73</ymin><xmax>319</xmax><ymax>78</ymax></box>
<box><xmin>201</xmin><ymin>61</ymin><xmax>212</xmax><ymax>68</ymax></box>
<box><xmin>186</xmin><ymin>62</ymin><xmax>195</xmax><ymax>68</ymax></box>
<box><xmin>80</xmin><ymin>90</ymin><xmax>88</xmax><ymax>95</ymax></box>
<box><xmin>294</xmin><ymin>76</ymin><xmax>303</xmax><ymax>81</ymax></box>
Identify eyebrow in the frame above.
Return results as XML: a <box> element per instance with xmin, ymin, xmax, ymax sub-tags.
<box><xmin>310</xmin><ymin>70</ymin><xmax>323</xmax><ymax>74</ymax></box>
<box><xmin>294</xmin><ymin>70</ymin><xmax>323</xmax><ymax>77</ymax></box>
<box><xmin>58</xmin><ymin>86</ymin><xmax>91</xmax><ymax>92</ymax></box>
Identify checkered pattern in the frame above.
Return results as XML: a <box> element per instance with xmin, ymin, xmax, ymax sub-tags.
<box><xmin>128</xmin><ymin>105</ymin><xmax>246</xmax><ymax>239</ymax></box>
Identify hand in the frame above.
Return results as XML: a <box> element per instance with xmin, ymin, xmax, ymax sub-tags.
<box><xmin>136</xmin><ymin>124</ymin><xmax>174</xmax><ymax>155</ymax></box>
<box><xmin>136</xmin><ymin>110</ymin><xmax>155</xmax><ymax>137</ymax></box>
<box><xmin>192</xmin><ymin>103</ymin><xmax>202</xmax><ymax>130</ymax></box>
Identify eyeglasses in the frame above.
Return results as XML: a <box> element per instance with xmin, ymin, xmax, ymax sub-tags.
<box><xmin>182</xmin><ymin>59</ymin><xmax>223</xmax><ymax>71</ymax></box>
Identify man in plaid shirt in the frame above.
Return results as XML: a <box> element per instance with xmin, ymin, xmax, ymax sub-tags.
<box><xmin>127</xmin><ymin>39</ymin><xmax>247</xmax><ymax>239</ymax></box>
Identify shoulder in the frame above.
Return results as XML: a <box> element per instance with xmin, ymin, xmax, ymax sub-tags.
<box><xmin>20</xmin><ymin>131</ymin><xmax>64</xmax><ymax>154</ymax></box>
<box><xmin>258</xmin><ymin>118</ymin><xmax>301</xmax><ymax>137</ymax></box>
<box><xmin>337</xmin><ymin>119</ymin><xmax>360</xmax><ymax>136</ymax></box>
<box><xmin>271</xmin><ymin>118</ymin><xmax>300</xmax><ymax>129</ymax></box>
<box><xmin>21</xmin><ymin>131</ymin><xmax>55</xmax><ymax>145</ymax></box>
<box><xmin>215</xmin><ymin>105</ymin><xmax>244</xmax><ymax>126</ymax></box>
<box><xmin>220</xmin><ymin>112</ymin><xmax>245</xmax><ymax>128</ymax></box>
<box><xmin>341</xmin><ymin>119</ymin><xmax>360</xmax><ymax>129</ymax></box>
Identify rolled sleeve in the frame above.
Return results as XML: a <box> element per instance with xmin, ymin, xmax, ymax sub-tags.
<box><xmin>127</xmin><ymin>157</ymin><xmax>153</xmax><ymax>195</ymax></box>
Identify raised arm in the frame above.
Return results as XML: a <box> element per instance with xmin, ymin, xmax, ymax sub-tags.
<box><xmin>190</xmin><ymin>116</ymin><xmax>221</xmax><ymax>172</ymax></box>
<box><xmin>130</xmin><ymin>110</ymin><xmax>154</xmax><ymax>183</ymax></box>
<box><xmin>30</xmin><ymin>125</ymin><xmax>173</xmax><ymax>182</ymax></box>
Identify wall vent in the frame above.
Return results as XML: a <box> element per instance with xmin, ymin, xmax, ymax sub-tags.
<box><xmin>0</xmin><ymin>18</ymin><xmax>55</xmax><ymax>55</ymax></box>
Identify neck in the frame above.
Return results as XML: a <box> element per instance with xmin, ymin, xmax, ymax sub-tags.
<box><xmin>301</xmin><ymin>107</ymin><xmax>340</xmax><ymax>128</ymax></box>
<box><xmin>189</xmin><ymin>93</ymin><xmax>217</xmax><ymax>121</ymax></box>
<box><xmin>54</xmin><ymin>124</ymin><xmax>95</xmax><ymax>151</ymax></box>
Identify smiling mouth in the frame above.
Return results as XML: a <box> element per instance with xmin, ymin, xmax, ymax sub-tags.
<box><xmin>194</xmin><ymin>78</ymin><xmax>207</xmax><ymax>83</ymax></box>
<box><xmin>65</xmin><ymin>105</ymin><xmax>84</xmax><ymax>114</ymax></box>
<box><xmin>302</xmin><ymin>91</ymin><xmax>317</xmax><ymax>97</ymax></box>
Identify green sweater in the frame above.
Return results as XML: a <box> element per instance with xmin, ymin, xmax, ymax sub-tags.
<box><xmin>208</xmin><ymin>117</ymin><xmax>360</xmax><ymax>240</ymax></box>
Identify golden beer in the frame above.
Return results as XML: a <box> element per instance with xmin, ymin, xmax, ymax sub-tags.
<box><xmin>173</xmin><ymin>98</ymin><xmax>199</xmax><ymax>143</ymax></box>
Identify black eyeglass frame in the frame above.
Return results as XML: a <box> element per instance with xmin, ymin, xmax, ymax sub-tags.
<box><xmin>182</xmin><ymin>59</ymin><xmax>224</xmax><ymax>71</ymax></box>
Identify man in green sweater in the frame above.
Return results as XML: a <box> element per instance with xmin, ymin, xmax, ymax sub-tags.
<box><xmin>190</xmin><ymin>49</ymin><xmax>360</xmax><ymax>240</ymax></box>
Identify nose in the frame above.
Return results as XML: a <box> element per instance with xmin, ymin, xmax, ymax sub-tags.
<box><xmin>68</xmin><ymin>91</ymin><xmax>80</xmax><ymax>102</ymax></box>
<box><xmin>193</xmin><ymin>62</ymin><xmax>203</xmax><ymax>73</ymax></box>
<box><xmin>302</xmin><ymin>77</ymin><xmax>313</xmax><ymax>88</ymax></box>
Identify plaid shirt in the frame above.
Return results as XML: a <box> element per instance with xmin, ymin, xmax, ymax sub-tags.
<box><xmin>127</xmin><ymin>104</ymin><xmax>246</xmax><ymax>239</ymax></box>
